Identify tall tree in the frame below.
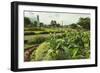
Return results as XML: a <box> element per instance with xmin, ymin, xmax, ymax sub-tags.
<box><xmin>77</xmin><ymin>17</ymin><xmax>90</xmax><ymax>30</ymax></box>
<box><xmin>50</xmin><ymin>20</ymin><xmax>57</xmax><ymax>27</ymax></box>
<box><xmin>24</xmin><ymin>17</ymin><xmax>32</xmax><ymax>27</ymax></box>
<box><xmin>70</xmin><ymin>23</ymin><xmax>77</xmax><ymax>29</ymax></box>
<box><xmin>33</xmin><ymin>21</ymin><xmax>37</xmax><ymax>27</ymax></box>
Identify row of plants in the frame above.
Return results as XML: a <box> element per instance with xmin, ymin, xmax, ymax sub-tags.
<box><xmin>24</xmin><ymin>33</ymin><xmax>64</xmax><ymax>49</ymax></box>
<box><xmin>30</xmin><ymin>29</ymin><xmax>90</xmax><ymax>61</ymax></box>
<box><xmin>24</xmin><ymin>27</ymin><xmax>45</xmax><ymax>31</ymax></box>
<box><xmin>24</xmin><ymin>30</ymin><xmax>64</xmax><ymax>35</ymax></box>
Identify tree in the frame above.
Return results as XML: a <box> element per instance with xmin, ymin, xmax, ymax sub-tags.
<box><xmin>56</xmin><ymin>23</ymin><xmax>60</xmax><ymax>27</ymax></box>
<box><xmin>33</xmin><ymin>21</ymin><xmax>37</xmax><ymax>27</ymax></box>
<box><xmin>50</xmin><ymin>20</ymin><xmax>57</xmax><ymax>27</ymax></box>
<box><xmin>24</xmin><ymin>17</ymin><xmax>32</xmax><ymax>26</ymax></box>
<box><xmin>40</xmin><ymin>22</ymin><xmax>44</xmax><ymax>27</ymax></box>
<box><xmin>70</xmin><ymin>23</ymin><xmax>77</xmax><ymax>29</ymax></box>
<box><xmin>77</xmin><ymin>17</ymin><xmax>90</xmax><ymax>30</ymax></box>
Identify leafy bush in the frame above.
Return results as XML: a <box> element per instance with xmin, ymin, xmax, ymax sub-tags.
<box><xmin>24</xmin><ymin>31</ymin><xmax>35</xmax><ymax>35</ymax></box>
<box><xmin>30</xmin><ymin>29</ymin><xmax>90</xmax><ymax>61</ymax></box>
<box><xmin>24</xmin><ymin>40</ymin><xmax>28</xmax><ymax>44</ymax></box>
<box><xmin>24</xmin><ymin>27</ymin><xmax>45</xmax><ymax>31</ymax></box>
<box><xmin>34</xmin><ymin>42</ymin><xmax>50</xmax><ymax>61</ymax></box>
<box><xmin>27</xmin><ymin>36</ymin><xmax>47</xmax><ymax>45</ymax></box>
<box><xmin>24</xmin><ymin>30</ymin><xmax>64</xmax><ymax>35</ymax></box>
<box><xmin>77</xmin><ymin>17</ymin><xmax>90</xmax><ymax>30</ymax></box>
<box><xmin>24</xmin><ymin>17</ymin><xmax>32</xmax><ymax>27</ymax></box>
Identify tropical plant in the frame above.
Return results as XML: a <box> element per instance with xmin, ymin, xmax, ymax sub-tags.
<box><xmin>30</xmin><ymin>29</ymin><xmax>90</xmax><ymax>61</ymax></box>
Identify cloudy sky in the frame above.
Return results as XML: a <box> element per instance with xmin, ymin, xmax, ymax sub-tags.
<box><xmin>24</xmin><ymin>11</ymin><xmax>90</xmax><ymax>25</ymax></box>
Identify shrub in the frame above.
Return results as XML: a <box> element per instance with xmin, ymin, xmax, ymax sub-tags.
<box><xmin>24</xmin><ymin>27</ymin><xmax>45</xmax><ymax>31</ymax></box>
<box><xmin>24</xmin><ymin>31</ymin><xmax>35</xmax><ymax>35</ymax></box>
<box><xmin>34</xmin><ymin>42</ymin><xmax>50</xmax><ymax>61</ymax></box>
<box><xmin>24</xmin><ymin>40</ymin><xmax>28</xmax><ymax>44</ymax></box>
<box><xmin>32</xmin><ymin>38</ymin><xmax>71</xmax><ymax>61</ymax></box>
<box><xmin>28</xmin><ymin>36</ymin><xmax>47</xmax><ymax>45</ymax></box>
<box><xmin>30</xmin><ymin>30</ymin><xmax>90</xmax><ymax>61</ymax></box>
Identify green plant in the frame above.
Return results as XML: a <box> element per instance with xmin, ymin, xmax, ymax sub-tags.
<box><xmin>28</xmin><ymin>36</ymin><xmax>47</xmax><ymax>45</ymax></box>
<box><xmin>34</xmin><ymin>42</ymin><xmax>51</xmax><ymax>61</ymax></box>
<box><xmin>24</xmin><ymin>31</ymin><xmax>35</xmax><ymax>35</ymax></box>
<box><xmin>30</xmin><ymin>29</ymin><xmax>90</xmax><ymax>61</ymax></box>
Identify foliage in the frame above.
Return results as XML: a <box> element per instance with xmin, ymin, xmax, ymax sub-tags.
<box><xmin>39</xmin><ymin>22</ymin><xmax>44</xmax><ymax>27</ymax></box>
<box><xmin>50</xmin><ymin>20</ymin><xmax>60</xmax><ymax>27</ymax></box>
<box><xmin>69</xmin><ymin>23</ymin><xmax>78</xmax><ymax>29</ymax></box>
<box><xmin>30</xmin><ymin>29</ymin><xmax>90</xmax><ymax>61</ymax></box>
<box><xmin>68</xmin><ymin>17</ymin><xmax>90</xmax><ymax>30</ymax></box>
<box><xmin>24</xmin><ymin>17</ymin><xmax>90</xmax><ymax>61</ymax></box>
<box><xmin>34</xmin><ymin>42</ymin><xmax>51</xmax><ymax>61</ymax></box>
<box><xmin>32</xmin><ymin>21</ymin><xmax>37</xmax><ymax>27</ymax></box>
<box><xmin>24</xmin><ymin>31</ymin><xmax>35</xmax><ymax>35</ymax></box>
<box><xmin>27</xmin><ymin>36</ymin><xmax>47</xmax><ymax>45</ymax></box>
<box><xmin>24</xmin><ymin>27</ymin><xmax>45</xmax><ymax>31</ymax></box>
<box><xmin>77</xmin><ymin>17</ymin><xmax>90</xmax><ymax>30</ymax></box>
<box><xmin>24</xmin><ymin>29</ymin><xmax>64</xmax><ymax>35</ymax></box>
<box><xmin>24</xmin><ymin>17</ymin><xmax>32</xmax><ymax>26</ymax></box>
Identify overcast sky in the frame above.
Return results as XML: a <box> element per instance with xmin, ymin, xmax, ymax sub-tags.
<box><xmin>24</xmin><ymin>11</ymin><xmax>90</xmax><ymax>25</ymax></box>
